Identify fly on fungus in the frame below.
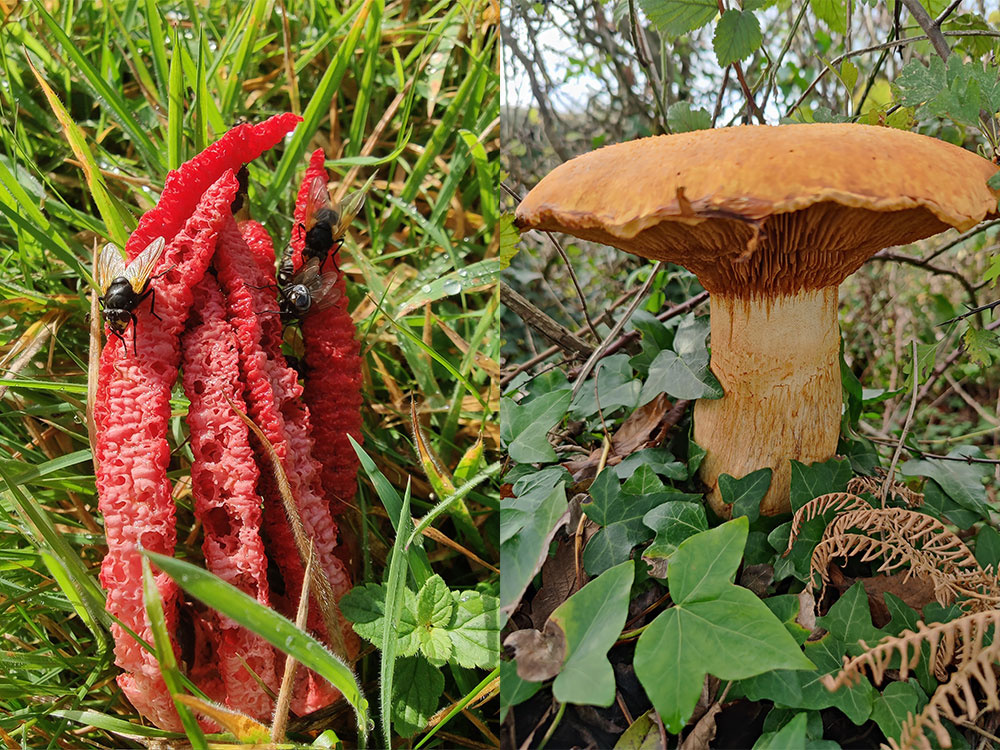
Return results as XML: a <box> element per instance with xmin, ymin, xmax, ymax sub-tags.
<box><xmin>95</xmin><ymin>237</ymin><xmax>166</xmax><ymax>353</ymax></box>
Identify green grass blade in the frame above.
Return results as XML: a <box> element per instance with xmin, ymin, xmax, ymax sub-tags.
<box><xmin>30</xmin><ymin>2</ymin><xmax>164</xmax><ymax>172</ymax></box>
<box><xmin>413</xmin><ymin>667</ymin><xmax>499</xmax><ymax>749</ymax></box>
<box><xmin>143</xmin><ymin>0</ymin><xmax>169</xmax><ymax>97</ymax></box>
<box><xmin>347</xmin><ymin>0</ymin><xmax>383</xmax><ymax>154</ymax></box>
<box><xmin>262</xmin><ymin>0</ymin><xmax>372</xmax><ymax>212</ymax></box>
<box><xmin>144</xmin><ymin>550</ymin><xmax>370</xmax><ymax>740</ymax></box>
<box><xmin>218</xmin><ymin>0</ymin><xmax>270</xmax><ymax>114</ymax></box>
<box><xmin>140</xmin><ymin>556</ymin><xmax>208</xmax><ymax>748</ymax></box>
<box><xmin>167</xmin><ymin>25</ymin><xmax>184</xmax><ymax>170</ymax></box>
<box><xmin>50</xmin><ymin>710</ymin><xmax>175</xmax><ymax>740</ymax></box>
<box><xmin>380</xmin><ymin>479</ymin><xmax>412</xmax><ymax>748</ymax></box>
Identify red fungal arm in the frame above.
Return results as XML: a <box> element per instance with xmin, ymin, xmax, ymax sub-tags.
<box><xmin>181</xmin><ymin>275</ymin><xmax>277</xmax><ymax>720</ymax></box>
<box><xmin>294</xmin><ymin>150</ymin><xmax>365</xmax><ymax>517</ymax></box>
<box><xmin>213</xmin><ymin>216</ymin><xmax>357</xmax><ymax>713</ymax></box>
<box><xmin>94</xmin><ymin>171</ymin><xmax>238</xmax><ymax>730</ymax></box>
<box><xmin>125</xmin><ymin>113</ymin><xmax>301</xmax><ymax>260</ymax></box>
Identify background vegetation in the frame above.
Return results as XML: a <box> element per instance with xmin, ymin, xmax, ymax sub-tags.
<box><xmin>501</xmin><ymin>1</ymin><xmax>1000</xmax><ymax>748</ymax></box>
<box><xmin>0</xmin><ymin>0</ymin><xmax>499</xmax><ymax>747</ymax></box>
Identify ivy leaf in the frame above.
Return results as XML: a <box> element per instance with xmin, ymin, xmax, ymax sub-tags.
<box><xmin>640</xmin><ymin>349</ymin><xmax>722</xmax><ymax>402</ymax></box>
<box><xmin>391</xmin><ymin>656</ymin><xmax>444</xmax><ymax>736</ymax></box>
<box><xmin>641</xmin><ymin>501</ymin><xmax>708</xmax><ymax>577</ymax></box>
<box><xmin>570</xmin><ymin>354</ymin><xmax>641</xmax><ymax>419</ymax></box>
<box><xmin>719</xmin><ymin>467</ymin><xmax>772</xmax><ymax>523</ymax></box>
<box><xmin>549</xmin><ymin>561</ymin><xmax>634</xmax><ymax>706</ymax></box>
<box><xmin>499</xmin><ymin>660</ymin><xmax>541</xmax><ymax>722</ymax></box>
<box><xmin>975</xmin><ymin>525</ymin><xmax>1000</xmax><ymax>570</ymax></box>
<box><xmin>752</xmin><ymin>712</ymin><xmax>808</xmax><ymax>750</ymax></box>
<box><xmin>582</xmin><ymin>468</ymin><xmax>675</xmax><ymax>575</ymax></box>
<box><xmin>635</xmin><ymin>519</ymin><xmax>815</xmax><ymax>732</ymax></box>
<box><xmin>667</xmin><ymin>101</ymin><xmax>712</xmax><ymax>133</ymax></box>
<box><xmin>815</xmin><ymin>582</ymin><xmax>884</xmax><ymax>648</ymax></box>
<box><xmin>638</xmin><ymin>0</ymin><xmax>718</xmax><ymax>37</ymax></box>
<box><xmin>500</xmin><ymin>389</ymin><xmax>572</xmax><ymax>463</ymax></box>
<box><xmin>713</xmin><ymin>9</ymin><xmax>762</xmax><ymax>67</ymax></box>
<box><xmin>789</xmin><ymin>457</ymin><xmax>852</xmax><ymax>511</ymax></box>
<box><xmin>501</xmin><ymin>480</ymin><xmax>568</xmax><ymax>614</ymax></box>
<box><xmin>870</xmin><ymin>680</ymin><xmax>927</xmax><ymax>745</ymax></box>
<box><xmin>901</xmin><ymin>445</ymin><xmax>991</xmax><ymax>519</ymax></box>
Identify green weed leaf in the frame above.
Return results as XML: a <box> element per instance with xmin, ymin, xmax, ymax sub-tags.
<box><xmin>638</xmin><ymin>0</ymin><xmax>718</xmax><ymax>37</ymax></box>
<box><xmin>392</xmin><ymin>656</ymin><xmax>445</xmax><ymax>737</ymax></box>
<box><xmin>667</xmin><ymin>101</ymin><xmax>712</xmax><ymax>133</ymax></box>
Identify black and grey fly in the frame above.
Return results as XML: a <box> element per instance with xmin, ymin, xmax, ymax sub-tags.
<box><xmin>95</xmin><ymin>237</ymin><xmax>167</xmax><ymax>354</ymax></box>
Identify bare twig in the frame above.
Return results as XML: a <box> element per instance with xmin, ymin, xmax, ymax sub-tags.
<box><xmin>571</xmin><ymin>263</ymin><xmax>664</xmax><ymax>399</ymax></box>
<box><xmin>501</xmin><ymin>282</ymin><xmax>594</xmax><ymax>360</ymax></box>
<box><xmin>899</xmin><ymin>0</ymin><xmax>950</xmax><ymax>60</ymax></box>
<box><xmin>882</xmin><ymin>340</ymin><xmax>919</xmax><ymax>503</ymax></box>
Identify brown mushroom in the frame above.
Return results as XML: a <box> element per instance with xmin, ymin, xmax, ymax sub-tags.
<box><xmin>515</xmin><ymin>123</ymin><xmax>998</xmax><ymax>517</ymax></box>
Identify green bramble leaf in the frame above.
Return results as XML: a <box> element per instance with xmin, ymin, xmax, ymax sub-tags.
<box><xmin>667</xmin><ymin>101</ymin><xmax>712</xmax><ymax>133</ymax></box>
<box><xmin>713</xmin><ymin>10</ymin><xmax>762</xmax><ymax>67</ymax></box>
<box><xmin>638</xmin><ymin>0</ymin><xmax>718</xmax><ymax>37</ymax></box>
<box><xmin>812</xmin><ymin>0</ymin><xmax>847</xmax><ymax>34</ymax></box>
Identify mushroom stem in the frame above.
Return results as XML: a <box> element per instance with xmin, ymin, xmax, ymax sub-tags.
<box><xmin>694</xmin><ymin>287</ymin><xmax>841</xmax><ymax>517</ymax></box>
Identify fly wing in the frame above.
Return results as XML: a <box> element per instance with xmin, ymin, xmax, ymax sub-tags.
<box><xmin>95</xmin><ymin>243</ymin><xmax>127</xmax><ymax>294</ymax></box>
<box><xmin>308</xmin><ymin>271</ymin><xmax>343</xmax><ymax>311</ymax></box>
<box><xmin>124</xmin><ymin>236</ymin><xmax>166</xmax><ymax>291</ymax></box>
<box><xmin>294</xmin><ymin>258</ymin><xmax>342</xmax><ymax>311</ymax></box>
<box><xmin>331</xmin><ymin>173</ymin><xmax>376</xmax><ymax>238</ymax></box>
<box><xmin>303</xmin><ymin>176</ymin><xmax>330</xmax><ymax>232</ymax></box>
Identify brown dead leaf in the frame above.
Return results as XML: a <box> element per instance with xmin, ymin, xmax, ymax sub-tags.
<box><xmin>504</xmin><ymin>621</ymin><xmax>566</xmax><ymax>683</ymax></box>
<box><xmin>564</xmin><ymin>394</ymin><xmax>686</xmax><ymax>481</ymax></box>
<box><xmin>797</xmin><ymin>588</ymin><xmax>817</xmax><ymax>632</ymax></box>
<box><xmin>861</xmin><ymin>570</ymin><xmax>938</xmax><ymax>627</ymax></box>
<box><xmin>679</xmin><ymin>703</ymin><xmax>721</xmax><ymax>750</ymax></box>
<box><xmin>530</xmin><ymin>535</ymin><xmax>580</xmax><ymax>629</ymax></box>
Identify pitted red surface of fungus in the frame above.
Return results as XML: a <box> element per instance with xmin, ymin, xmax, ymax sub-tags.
<box><xmin>93</xmin><ymin>116</ymin><xmax>362</xmax><ymax>729</ymax></box>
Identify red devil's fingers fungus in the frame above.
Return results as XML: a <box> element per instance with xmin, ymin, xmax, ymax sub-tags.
<box><xmin>213</xmin><ymin>216</ymin><xmax>357</xmax><ymax>713</ymax></box>
<box><xmin>181</xmin><ymin>275</ymin><xmax>277</xmax><ymax>719</ymax></box>
<box><xmin>295</xmin><ymin>149</ymin><xmax>365</xmax><ymax>517</ymax></box>
<box><xmin>515</xmin><ymin>124</ymin><xmax>1000</xmax><ymax>517</ymax></box>
<box><xmin>124</xmin><ymin>113</ymin><xmax>301</xmax><ymax>260</ymax></box>
<box><xmin>94</xmin><ymin>171</ymin><xmax>239</xmax><ymax>730</ymax></box>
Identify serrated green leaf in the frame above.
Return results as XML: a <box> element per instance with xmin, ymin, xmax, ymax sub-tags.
<box><xmin>447</xmin><ymin>591</ymin><xmax>501</xmax><ymax>669</ymax></box>
<box><xmin>841</xmin><ymin>60</ymin><xmax>858</xmax><ymax>93</ymax></box>
<box><xmin>812</xmin><ymin>0</ymin><xmax>848</xmax><ymax>33</ymax></box>
<box><xmin>417</xmin><ymin>575</ymin><xmax>453</xmax><ymax>628</ymax></box>
<box><xmin>638</xmin><ymin>0</ymin><xmax>718</xmax><ymax>36</ymax></box>
<box><xmin>713</xmin><ymin>10</ymin><xmax>762</xmax><ymax>67</ymax></box>
<box><xmin>339</xmin><ymin>583</ymin><xmax>421</xmax><ymax>657</ymax></box>
<box><xmin>667</xmin><ymin>101</ymin><xmax>712</xmax><ymax>133</ymax></box>
<box><xmin>963</xmin><ymin>324</ymin><xmax>1000</xmax><ymax>366</ymax></box>
<box><xmin>550</xmin><ymin>561</ymin><xmax>634</xmax><ymax>706</ymax></box>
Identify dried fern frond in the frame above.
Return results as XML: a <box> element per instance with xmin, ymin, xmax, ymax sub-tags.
<box><xmin>847</xmin><ymin>474</ymin><xmax>924</xmax><ymax>507</ymax></box>
<box><xmin>786</xmin><ymin>492</ymin><xmax>871</xmax><ymax>554</ymax></box>
<box><xmin>824</xmin><ymin>610</ymin><xmax>1000</xmax><ymax>691</ymax></box>
<box><xmin>810</xmin><ymin>533</ymin><xmax>921</xmax><ymax>598</ymax></box>
<box><xmin>890</xmin><ymin>638</ymin><xmax>1000</xmax><ymax>750</ymax></box>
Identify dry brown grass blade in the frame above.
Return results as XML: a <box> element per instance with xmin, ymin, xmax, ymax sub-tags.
<box><xmin>421</xmin><ymin>525</ymin><xmax>499</xmax><ymax>574</ymax></box>
<box><xmin>272</xmin><ymin>540</ymin><xmax>315</xmax><ymax>743</ymax></box>
<box><xmin>225</xmin><ymin>394</ymin><xmax>349</xmax><ymax>661</ymax></box>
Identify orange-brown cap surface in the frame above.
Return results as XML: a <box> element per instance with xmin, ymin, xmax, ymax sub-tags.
<box><xmin>516</xmin><ymin>124</ymin><xmax>999</xmax><ymax>296</ymax></box>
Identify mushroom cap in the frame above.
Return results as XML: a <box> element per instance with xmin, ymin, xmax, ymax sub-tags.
<box><xmin>516</xmin><ymin>124</ymin><xmax>1000</xmax><ymax>296</ymax></box>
